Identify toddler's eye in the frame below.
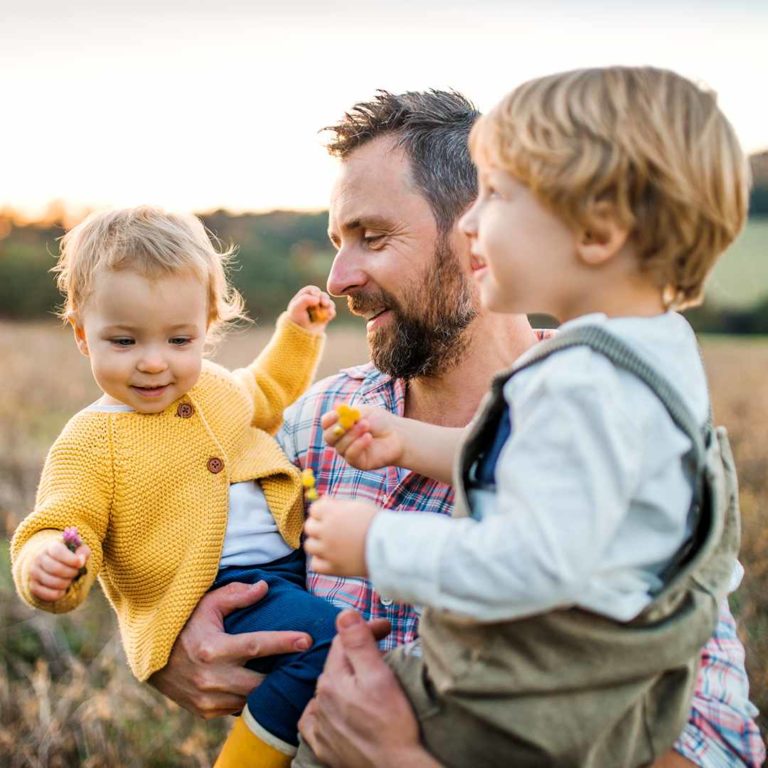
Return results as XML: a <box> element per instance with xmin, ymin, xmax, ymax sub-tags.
<box><xmin>169</xmin><ymin>337</ymin><xmax>192</xmax><ymax>346</ymax></box>
<box><xmin>110</xmin><ymin>338</ymin><xmax>134</xmax><ymax>346</ymax></box>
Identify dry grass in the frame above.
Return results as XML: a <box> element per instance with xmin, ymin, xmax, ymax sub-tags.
<box><xmin>0</xmin><ymin>321</ymin><xmax>765</xmax><ymax>765</ymax></box>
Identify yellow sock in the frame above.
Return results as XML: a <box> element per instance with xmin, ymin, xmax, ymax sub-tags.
<box><xmin>214</xmin><ymin>711</ymin><xmax>295</xmax><ymax>768</ymax></box>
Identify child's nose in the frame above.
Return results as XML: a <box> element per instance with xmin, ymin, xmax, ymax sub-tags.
<box><xmin>459</xmin><ymin>203</ymin><xmax>478</xmax><ymax>237</ymax></box>
<box><xmin>137</xmin><ymin>351</ymin><xmax>168</xmax><ymax>373</ymax></box>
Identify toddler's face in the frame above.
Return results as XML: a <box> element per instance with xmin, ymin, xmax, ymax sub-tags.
<box><xmin>459</xmin><ymin>162</ymin><xmax>577</xmax><ymax>318</ymax></box>
<box><xmin>71</xmin><ymin>268</ymin><xmax>208</xmax><ymax>413</ymax></box>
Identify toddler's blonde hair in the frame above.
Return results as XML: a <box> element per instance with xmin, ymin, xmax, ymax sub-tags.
<box><xmin>470</xmin><ymin>67</ymin><xmax>750</xmax><ymax>308</ymax></box>
<box><xmin>54</xmin><ymin>206</ymin><xmax>246</xmax><ymax>343</ymax></box>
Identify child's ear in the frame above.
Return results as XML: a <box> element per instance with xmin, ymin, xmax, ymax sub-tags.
<box><xmin>68</xmin><ymin>314</ymin><xmax>90</xmax><ymax>358</ymax></box>
<box><xmin>576</xmin><ymin>203</ymin><xmax>629</xmax><ymax>267</ymax></box>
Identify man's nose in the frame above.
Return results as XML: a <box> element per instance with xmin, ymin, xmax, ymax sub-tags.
<box><xmin>326</xmin><ymin>245</ymin><xmax>368</xmax><ymax>297</ymax></box>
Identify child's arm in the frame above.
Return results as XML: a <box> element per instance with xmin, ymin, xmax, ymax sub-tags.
<box><xmin>232</xmin><ymin>286</ymin><xmax>334</xmax><ymax>435</ymax></box>
<box><xmin>307</xmin><ymin>357</ymin><xmax>643</xmax><ymax>620</ymax></box>
<box><xmin>11</xmin><ymin>418</ymin><xmax>110</xmax><ymax>613</ymax></box>
<box><xmin>322</xmin><ymin>406</ymin><xmax>463</xmax><ymax>484</ymax></box>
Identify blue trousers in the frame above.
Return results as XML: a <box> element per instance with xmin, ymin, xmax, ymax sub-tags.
<box><xmin>212</xmin><ymin>549</ymin><xmax>339</xmax><ymax>746</ymax></box>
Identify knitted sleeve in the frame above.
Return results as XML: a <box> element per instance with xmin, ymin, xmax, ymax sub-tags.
<box><xmin>233</xmin><ymin>312</ymin><xmax>325</xmax><ymax>435</ymax></box>
<box><xmin>11</xmin><ymin>413</ymin><xmax>113</xmax><ymax>614</ymax></box>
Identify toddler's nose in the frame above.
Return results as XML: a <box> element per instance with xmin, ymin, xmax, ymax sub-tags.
<box><xmin>137</xmin><ymin>352</ymin><xmax>168</xmax><ymax>373</ymax></box>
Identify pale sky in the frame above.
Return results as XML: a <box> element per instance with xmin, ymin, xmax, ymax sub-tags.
<box><xmin>2</xmin><ymin>0</ymin><xmax>767</xmax><ymax>218</ymax></box>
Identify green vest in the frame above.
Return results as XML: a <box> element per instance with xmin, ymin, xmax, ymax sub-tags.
<box><xmin>418</xmin><ymin>326</ymin><xmax>740</xmax><ymax>767</ymax></box>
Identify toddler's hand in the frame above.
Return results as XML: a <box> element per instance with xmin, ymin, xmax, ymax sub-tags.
<box><xmin>322</xmin><ymin>404</ymin><xmax>405</xmax><ymax>471</ymax></box>
<box><xmin>287</xmin><ymin>286</ymin><xmax>336</xmax><ymax>334</ymax></box>
<box><xmin>303</xmin><ymin>497</ymin><xmax>377</xmax><ymax>577</ymax></box>
<box><xmin>29</xmin><ymin>538</ymin><xmax>91</xmax><ymax>603</ymax></box>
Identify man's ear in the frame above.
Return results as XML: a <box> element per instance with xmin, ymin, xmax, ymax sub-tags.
<box><xmin>68</xmin><ymin>314</ymin><xmax>90</xmax><ymax>357</ymax></box>
<box><xmin>575</xmin><ymin>202</ymin><xmax>630</xmax><ymax>267</ymax></box>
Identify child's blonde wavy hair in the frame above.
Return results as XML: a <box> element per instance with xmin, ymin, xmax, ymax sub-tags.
<box><xmin>54</xmin><ymin>206</ymin><xmax>246</xmax><ymax>345</ymax></box>
<box><xmin>470</xmin><ymin>67</ymin><xmax>750</xmax><ymax>309</ymax></box>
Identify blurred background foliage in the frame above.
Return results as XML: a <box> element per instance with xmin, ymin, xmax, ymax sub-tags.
<box><xmin>1</xmin><ymin>151</ymin><xmax>767</xmax><ymax>331</ymax></box>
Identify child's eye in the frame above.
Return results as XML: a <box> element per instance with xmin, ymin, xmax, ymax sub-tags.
<box><xmin>169</xmin><ymin>337</ymin><xmax>192</xmax><ymax>346</ymax></box>
<box><xmin>110</xmin><ymin>338</ymin><xmax>134</xmax><ymax>347</ymax></box>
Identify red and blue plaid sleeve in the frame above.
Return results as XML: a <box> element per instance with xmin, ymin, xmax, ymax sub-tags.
<box><xmin>674</xmin><ymin>600</ymin><xmax>765</xmax><ymax>767</ymax></box>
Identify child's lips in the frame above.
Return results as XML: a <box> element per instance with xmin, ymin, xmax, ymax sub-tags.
<box><xmin>470</xmin><ymin>251</ymin><xmax>488</xmax><ymax>274</ymax></box>
<box><xmin>131</xmin><ymin>384</ymin><xmax>170</xmax><ymax>398</ymax></box>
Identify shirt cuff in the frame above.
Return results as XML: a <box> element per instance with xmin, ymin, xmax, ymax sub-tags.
<box><xmin>366</xmin><ymin>511</ymin><xmax>456</xmax><ymax>607</ymax></box>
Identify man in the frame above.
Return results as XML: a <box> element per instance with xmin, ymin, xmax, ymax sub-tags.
<box><xmin>151</xmin><ymin>90</ymin><xmax>764</xmax><ymax>766</ymax></box>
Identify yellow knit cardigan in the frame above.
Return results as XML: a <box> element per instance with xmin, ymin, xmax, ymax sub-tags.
<box><xmin>11</xmin><ymin>315</ymin><xmax>324</xmax><ymax>681</ymax></box>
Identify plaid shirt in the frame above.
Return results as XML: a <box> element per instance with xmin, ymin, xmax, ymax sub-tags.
<box><xmin>278</xmin><ymin>355</ymin><xmax>764</xmax><ymax>768</ymax></box>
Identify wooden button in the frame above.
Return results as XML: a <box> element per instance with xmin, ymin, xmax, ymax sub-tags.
<box><xmin>176</xmin><ymin>403</ymin><xmax>194</xmax><ymax>419</ymax></box>
<box><xmin>207</xmin><ymin>457</ymin><xmax>224</xmax><ymax>474</ymax></box>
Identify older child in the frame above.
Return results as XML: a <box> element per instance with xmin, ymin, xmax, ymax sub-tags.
<box><xmin>304</xmin><ymin>68</ymin><xmax>748</xmax><ymax>765</ymax></box>
<box><xmin>11</xmin><ymin>207</ymin><xmax>339</xmax><ymax>767</ymax></box>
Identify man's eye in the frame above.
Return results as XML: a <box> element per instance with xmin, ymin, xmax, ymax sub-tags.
<box><xmin>363</xmin><ymin>234</ymin><xmax>385</xmax><ymax>247</ymax></box>
<box><xmin>110</xmin><ymin>338</ymin><xmax>134</xmax><ymax>346</ymax></box>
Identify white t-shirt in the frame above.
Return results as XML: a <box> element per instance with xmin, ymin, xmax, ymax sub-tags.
<box><xmin>367</xmin><ymin>312</ymin><xmax>720</xmax><ymax>622</ymax></box>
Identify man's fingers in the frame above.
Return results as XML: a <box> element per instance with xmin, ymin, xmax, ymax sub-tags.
<box><xmin>319</xmin><ymin>633</ymin><xmax>354</xmax><ymax>681</ymax></box>
<box><xmin>213</xmin><ymin>666</ymin><xmax>265</xmax><ymax>698</ymax></box>
<box><xmin>367</xmin><ymin>617</ymin><xmax>392</xmax><ymax>642</ymax></box>
<box><xmin>211</xmin><ymin>629</ymin><xmax>312</xmax><ymax>666</ymax></box>
<box><xmin>193</xmin><ymin>692</ymin><xmax>250</xmax><ymax>719</ymax></box>
<box><xmin>202</xmin><ymin>580</ymin><xmax>269</xmax><ymax>618</ymax></box>
<box><xmin>335</xmin><ymin>610</ymin><xmax>387</xmax><ymax>680</ymax></box>
<box><xmin>298</xmin><ymin>699</ymin><xmax>319</xmax><ymax>750</ymax></box>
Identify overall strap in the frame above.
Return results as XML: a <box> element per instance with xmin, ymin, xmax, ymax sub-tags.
<box><xmin>507</xmin><ymin>325</ymin><xmax>709</xmax><ymax>477</ymax></box>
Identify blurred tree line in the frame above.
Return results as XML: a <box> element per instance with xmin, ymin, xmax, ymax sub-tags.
<box><xmin>1</xmin><ymin>161</ymin><xmax>767</xmax><ymax>332</ymax></box>
<box><xmin>0</xmin><ymin>210</ymin><xmax>336</xmax><ymax>324</ymax></box>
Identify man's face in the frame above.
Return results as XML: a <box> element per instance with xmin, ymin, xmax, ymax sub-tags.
<box><xmin>327</xmin><ymin>135</ymin><xmax>478</xmax><ymax>380</ymax></box>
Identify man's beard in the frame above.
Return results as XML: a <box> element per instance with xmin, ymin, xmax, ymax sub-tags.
<box><xmin>348</xmin><ymin>237</ymin><xmax>478</xmax><ymax>380</ymax></box>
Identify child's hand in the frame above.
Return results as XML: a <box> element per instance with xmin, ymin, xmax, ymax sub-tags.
<box><xmin>29</xmin><ymin>539</ymin><xmax>91</xmax><ymax>603</ymax></box>
<box><xmin>322</xmin><ymin>405</ymin><xmax>405</xmax><ymax>471</ymax></box>
<box><xmin>287</xmin><ymin>285</ymin><xmax>336</xmax><ymax>334</ymax></box>
<box><xmin>303</xmin><ymin>497</ymin><xmax>377</xmax><ymax>577</ymax></box>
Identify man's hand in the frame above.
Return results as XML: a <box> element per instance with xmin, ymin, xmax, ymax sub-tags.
<box><xmin>299</xmin><ymin>610</ymin><xmax>439</xmax><ymax>768</ymax></box>
<box><xmin>303</xmin><ymin>498</ymin><xmax>377</xmax><ymax>577</ymax></box>
<box><xmin>148</xmin><ymin>580</ymin><xmax>313</xmax><ymax>718</ymax></box>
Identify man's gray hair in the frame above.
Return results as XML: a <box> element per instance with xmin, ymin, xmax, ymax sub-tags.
<box><xmin>324</xmin><ymin>90</ymin><xmax>481</xmax><ymax>236</ymax></box>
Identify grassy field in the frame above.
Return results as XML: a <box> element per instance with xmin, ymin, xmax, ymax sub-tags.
<box><xmin>708</xmin><ymin>218</ymin><xmax>768</xmax><ymax>308</ymax></box>
<box><xmin>1</xmin><ymin>320</ymin><xmax>766</xmax><ymax>765</ymax></box>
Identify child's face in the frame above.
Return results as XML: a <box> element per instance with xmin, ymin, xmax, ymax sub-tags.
<box><xmin>460</xmin><ymin>162</ymin><xmax>577</xmax><ymax>318</ymax></box>
<box><xmin>71</xmin><ymin>268</ymin><xmax>208</xmax><ymax>413</ymax></box>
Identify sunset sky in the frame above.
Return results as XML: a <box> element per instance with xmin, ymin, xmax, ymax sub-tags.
<box><xmin>3</xmin><ymin>0</ymin><xmax>767</xmax><ymax>219</ymax></box>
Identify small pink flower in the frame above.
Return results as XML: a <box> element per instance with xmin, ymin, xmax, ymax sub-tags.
<box><xmin>63</xmin><ymin>527</ymin><xmax>83</xmax><ymax>552</ymax></box>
